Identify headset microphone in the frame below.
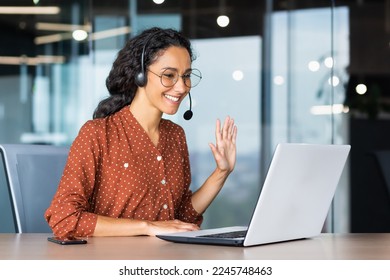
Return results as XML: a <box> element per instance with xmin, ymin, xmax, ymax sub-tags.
<box><xmin>183</xmin><ymin>92</ymin><xmax>193</xmax><ymax>120</ymax></box>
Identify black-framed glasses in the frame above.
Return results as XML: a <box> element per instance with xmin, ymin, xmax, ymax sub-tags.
<box><xmin>148</xmin><ymin>68</ymin><xmax>202</xmax><ymax>88</ymax></box>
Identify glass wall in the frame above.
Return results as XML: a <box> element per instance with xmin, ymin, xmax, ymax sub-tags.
<box><xmin>269</xmin><ymin>5</ymin><xmax>351</xmax><ymax>232</ymax></box>
<box><xmin>1</xmin><ymin>0</ymin><xmax>389</xmax><ymax>233</ymax></box>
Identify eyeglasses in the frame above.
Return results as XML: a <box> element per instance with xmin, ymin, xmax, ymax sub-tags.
<box><xmin>148</xmin><ymin>68</ymin><xmax>202</xmax><ymax>88</ymax></box>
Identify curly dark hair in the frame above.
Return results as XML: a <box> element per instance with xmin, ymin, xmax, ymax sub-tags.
<box><xmin>93</xmin><ymin>27</ymin><xmax>195</xmax><ymax>119</ymax></box>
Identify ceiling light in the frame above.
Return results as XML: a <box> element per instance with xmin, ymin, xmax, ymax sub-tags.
<box><xmin>308</xmin><ymin>60</ymin><xmax>320</xmax><ymax>72</ymax></box>
<box><xmin>324</xmin><ymin>57</ymin><xmax>334</xmax><ymax>68</ymax></box>
<box><xmin>310</xmin><ymin>104</ymin><xmax>349</xmax><ymax>115</ymax></box>
<box><xmin>0</xmin><ymin>6</ymin><xmax>60</xmax><ymax>15</ymax></box>
<box><xmin>36</xmin><ymin>22</ymin><xmax>91</xmax><ymax>32</ymax></box>
<box><xmin>34</xmin><ymin>33</ymin><xmax>73</xmax><ymax>45</ymax></box>
<box><xmin>273</xmin><ymin>75</ymin><xmax>285</xmax><ymax>85</ymax></box>
<box><xmin>35</xmin><ymin>26</ymin><xmax>131</xmax><ymax>45</ymax></box>
<box><xmin>232</xmin><ymin>70</ymin><xmax>244</xmax><ymax>81</ymax></box>
<box><xmin>72</xmin><ymin>30</ymin><xmax>88</xmax><ymax>41</ymax></box>
<box><xmin>217</xmin><ymin>15</ymin><xmax>230</xmax><ymax>27</ymax></box>
<box><xmin>355</xmin><ymin>84</ymin><xmax>367</xmax><ymax>95</ymax></box>
<box><xmin>328</xmin><ymin>76</ymin><xmax>340</xmax><ymax>87</ymax></box>
<box><xmin>88</xmin><ymin>26</ymin><xmax>131</xmax><ymax>40</ymax></box>
<box><xmin>0</xmin><ymin>55</ymin><xmax>65</xmax><ymax>65</ymax></box>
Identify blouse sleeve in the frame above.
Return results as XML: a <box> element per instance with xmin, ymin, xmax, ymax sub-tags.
<box><xmin>174</xmin><ymin>126</ymin><xmax>203</xmax><ymax>226</ymax></box>
<box><xmin>44</xmin><ymin>120</ymin><xmax>101</xmax><ymax>238</ymax></box>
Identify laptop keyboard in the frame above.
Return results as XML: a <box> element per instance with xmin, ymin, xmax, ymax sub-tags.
<box><xmin>199</xmin><ymin>230</ymin><xmax>247</xmax><ymax>239</ymax></box>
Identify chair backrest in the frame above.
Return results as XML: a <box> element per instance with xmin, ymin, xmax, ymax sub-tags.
<box><xmin>0</xmin><ymin>144</ymin><xmax>69</xmax><ymax>233</ymax></box>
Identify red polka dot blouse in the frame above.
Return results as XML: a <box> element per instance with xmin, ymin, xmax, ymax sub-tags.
<box><xmin>45</xmin><ymin>106</ymin><xmax>203</xmax><ymax>238</ymax></box>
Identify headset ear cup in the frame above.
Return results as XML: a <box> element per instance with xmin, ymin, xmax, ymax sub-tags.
<box><xmin>135</xmin><ymin>72</ymin><xmax>146</xmax><ymax>87</ymax></box>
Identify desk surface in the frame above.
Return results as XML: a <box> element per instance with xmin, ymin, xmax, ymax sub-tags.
<box><xmin>1</xmin><ymin>233</ymin><xmax>390</xmax><ymax>260</ymax></box>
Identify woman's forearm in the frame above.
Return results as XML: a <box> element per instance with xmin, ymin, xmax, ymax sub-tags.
<box><xmin>191</xmin><ymin>168</ymin><xmax>230</xmax><ymax>214</ymax></box>
<box><xmin>94</xmin><ymin>215</ymin><xmax>149</xmax><ymax>236</ymax></box>
<box><xmin>93</xmin><ymin>215</ymin><xmax>199</xmax><ymax>237</ymax></box>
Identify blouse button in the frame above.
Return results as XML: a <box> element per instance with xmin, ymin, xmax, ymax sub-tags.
<box><xmin>161</xmin><ymin>179</ymin><xmax>166</xmax><ymax>185</ymax></box>
<box><xmin>157</xmin><ymin>155</ymin><xmax>162</xmax><ymax>161</ymax></box>
<box><xmin>163</xmin><ymin>204</ymin><xmax>168</xmax><ymax>210</ymax></box>
<box><xmin>124</xmin><ymin>163</ymin><xmax>129</xmax><ymax>168</ymax></box>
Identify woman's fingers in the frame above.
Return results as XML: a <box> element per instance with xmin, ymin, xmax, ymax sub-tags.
<box><xmin>147</xmin><ymin>220</ymin><xmax>199</xmax><ymax>236</ymax></box>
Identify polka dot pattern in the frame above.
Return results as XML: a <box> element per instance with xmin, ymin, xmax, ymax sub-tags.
<box><xmin>44</xmin><ymin>106</ymin><xmax>203</xmax><ymax>238</ymax></box>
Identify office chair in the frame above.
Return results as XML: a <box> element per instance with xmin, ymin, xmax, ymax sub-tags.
<box><xmin>0</xmin><ymin>144</ymin><xmax>69</xmax><ymax>233</ymax></box>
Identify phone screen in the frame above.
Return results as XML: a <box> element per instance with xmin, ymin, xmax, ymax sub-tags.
<box><xmin>47</xmin><ymin>236</ymin><xmax>87</xmax><ymax>245</ymax></box>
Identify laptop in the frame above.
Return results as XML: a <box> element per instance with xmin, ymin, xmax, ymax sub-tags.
<box><xmin>157</xmin><ymin>143</ymin><xmax>351</xmax><ymax>247</ymax></box>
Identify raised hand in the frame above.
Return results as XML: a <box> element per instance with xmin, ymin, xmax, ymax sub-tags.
<box><xmin>208</xmin><ymin>116</ymin><xmax>237</xmax><ymax>174</ymax></box>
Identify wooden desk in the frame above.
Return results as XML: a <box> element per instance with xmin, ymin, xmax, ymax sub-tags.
<box><xmin>1</xmin><ymin>233</ymin><xmax>390</xmax><ymax>260</ymax></box>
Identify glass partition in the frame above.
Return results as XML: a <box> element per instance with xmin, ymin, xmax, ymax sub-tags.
<box><xmin>1</xmin><ymin>0</ymin><xmax>389</xmax><ymax>233</ymax></box>
<box><xmin>269</xmin><ymin>5</ymin><xmax>350</xmax><ymax>232</ymax></box>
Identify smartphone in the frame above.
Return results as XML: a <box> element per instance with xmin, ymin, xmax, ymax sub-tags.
<box><xmin>47</xmin><ymin>236</ymin><xmax>87</xmax><ymax>245</ymax></box>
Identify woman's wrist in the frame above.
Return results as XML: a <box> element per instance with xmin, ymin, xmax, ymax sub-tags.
<box><xmin>213</xmin><ymin>167</ymin><xmax>231</xmax><ymax>179</ymax></box>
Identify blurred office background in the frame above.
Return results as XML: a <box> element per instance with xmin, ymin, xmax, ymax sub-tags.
<box><xmin>0</xmin><ymin>0</ymin><xmax>389</xmax><ymax>233</ymax></box>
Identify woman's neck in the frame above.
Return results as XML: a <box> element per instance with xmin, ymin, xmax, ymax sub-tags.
<box><xmin>129</xmin><ymin>94</ymin><xmax>162</xmax><ymax>148</ymax></box>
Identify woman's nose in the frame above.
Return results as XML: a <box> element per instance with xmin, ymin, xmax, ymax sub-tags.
<box><xmin>173</xmin><ymin>76</ymin><xmax>188</xmax><ymax>93</ymax></box>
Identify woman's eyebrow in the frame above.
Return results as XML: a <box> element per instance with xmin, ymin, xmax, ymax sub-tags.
<box><xmin>159</xmin><ymin>67</ymin><xmax>193</xmax><ymax>73</ymax></box>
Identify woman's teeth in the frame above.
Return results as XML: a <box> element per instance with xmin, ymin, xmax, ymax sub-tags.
<box><xmin>164</xmin><ymin>94</ymin><xmax>179</xmax><ymax>102</ymax></box>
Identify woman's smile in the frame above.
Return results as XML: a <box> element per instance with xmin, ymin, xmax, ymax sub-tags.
<box><xmin>164</xmin><ymin>93</ymin><xmax>180</xmax><ymax>103</ymax></box>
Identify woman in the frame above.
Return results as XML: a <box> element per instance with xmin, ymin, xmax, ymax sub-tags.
<box><xmin>45</xmin><ymin>27</ymin><xmax>237</xmax><ymax>238</ymax></box>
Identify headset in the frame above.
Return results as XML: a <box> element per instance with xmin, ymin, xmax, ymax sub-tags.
<box><xmin>134</xmin><ymin>34</ymin><xmax>151</xmax><ymax>87</ymax></box>
<box><xmin>134</xmin><ymin>31</ymin><xmax>193</xmax><ymax>120</ymax></box>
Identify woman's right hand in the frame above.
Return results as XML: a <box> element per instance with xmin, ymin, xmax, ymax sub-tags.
<box><xmin>146</xmin><ymin>219</ymin><xmax>199</xmax><ymax>236</ymax></box>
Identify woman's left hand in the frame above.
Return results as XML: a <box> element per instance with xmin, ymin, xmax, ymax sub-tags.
<box><xmin>209</xmin><ymin>116</ymin><xmax>237</xmax><ymax>174</ymax></box>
